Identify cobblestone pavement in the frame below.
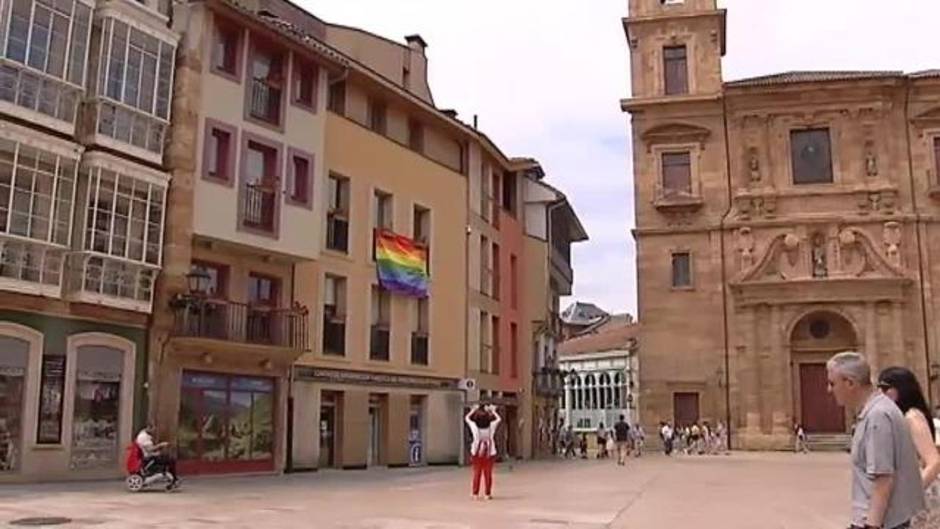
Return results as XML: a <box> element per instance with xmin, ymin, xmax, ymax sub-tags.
<box><xmin>0</xmin><ymin>452</ymin><xmax>850</xmax><ymax>529</ymax></box>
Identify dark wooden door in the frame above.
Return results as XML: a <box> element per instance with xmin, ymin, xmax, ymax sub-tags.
<box><xmin>673</xmin><ymin>392</ymin><xmax>699</xmax><ymax>427</ymax></box>
<box><xmin>800</xmin><ymin>363</ymin><xmax>845</xmax><ymax>433</ymax></box>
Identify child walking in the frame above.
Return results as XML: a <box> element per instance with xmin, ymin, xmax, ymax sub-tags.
<box><xmin>465</xmin><ymin>404</ymin><xmax>501</xmax><ymax>500</ymax></box>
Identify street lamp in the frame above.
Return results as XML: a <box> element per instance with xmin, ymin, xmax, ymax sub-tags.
<box><xmin>186</xmin><ymin>268</ymin><xmax>211</xmax><ymax>297</ymax></box>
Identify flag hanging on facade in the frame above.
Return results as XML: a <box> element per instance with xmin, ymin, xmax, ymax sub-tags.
<box><xmin>375</xmin><ymin>230</ymin><xmax>429</xmax><ymax>298</ymax></box>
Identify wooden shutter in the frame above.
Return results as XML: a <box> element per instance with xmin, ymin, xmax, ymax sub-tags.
<box><xmin>663</xmin><ymin>46</ymin><xmax>688</xmax><ymax>95</ymax></box>
<box><xmin>662</xmin><ymin>152</ymin><xmax>692</xmax><ymax>194</ymax></box>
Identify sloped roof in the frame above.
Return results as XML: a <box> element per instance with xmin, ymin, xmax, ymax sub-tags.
<box><xmin>559</xmin><ymin>321</ymin><xmax>639</xmax><ymax>357</ymax></box>
<box><xmin>725</xmin><ymin>70</ymin><xmax>902</xmax><ymax>88</ymax></box>
<box><xmin>561</xmin><ymin>302</ymin><xmax>608</xmax><ymax>326</ymax></box>
<box><xmin>911</xmin><ymin>70</ymin><xmax>940</xmax><ymax>79</ymax></box>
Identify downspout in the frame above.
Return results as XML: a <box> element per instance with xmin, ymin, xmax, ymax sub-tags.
<box><xmin>720</xmin><ymin>95</ymin><xmax>734</xmax><ymax>449</ymax></box>
<box><xmin>904</xmin><ymin>79</ymin><xmax>934</xmax><ymax>404</ymax></box>
<box><xmin>286</xmin><ymin>262</ymin><xmax>297</xmax><ymax>472</ymax></box>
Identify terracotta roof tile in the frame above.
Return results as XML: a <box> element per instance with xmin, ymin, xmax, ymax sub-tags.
<box><xmin>911</xmin><ymin>70</ymin><xmax>940</xmax><ymax>79</ymax></box>
<box><xmin>725</xmin><ymin>70</ymin><xmax>902</xmax><ymax>88</ymax></box>
<box><xmin>558</xmin><ymin>322</ymin><xmax>639</xmax><ymax>357</ymax></box>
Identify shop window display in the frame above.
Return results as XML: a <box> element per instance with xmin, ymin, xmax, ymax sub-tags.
<box><xmin>0</xmin><ymin>336</ymin><xmax>29</xmax><ymax>472</ymax></box>
<box><xmin>70</xmin><ymin>345</ymin><xmax>123</xmax><ymax>469</ymax></box>
<box><xmin>178</xmin><ymin>371</ymin><xmax>274</xmax><ymax>473</ymax></box>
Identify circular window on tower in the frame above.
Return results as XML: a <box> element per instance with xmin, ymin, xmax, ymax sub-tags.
<box><xmin>809</xmin><ymin>319</ymin><xmax>831</xmax><ymax>340</ymax></box>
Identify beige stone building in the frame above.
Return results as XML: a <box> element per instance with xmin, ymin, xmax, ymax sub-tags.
<box><xmin>622</xmin><ymin>0</ymin><xmax>940</xmax><ymax>449</ymax></box>
<box><xmin>0</xmin><ymin>0</ymin><xmax>177</xmax><ymax>481</ymax></box>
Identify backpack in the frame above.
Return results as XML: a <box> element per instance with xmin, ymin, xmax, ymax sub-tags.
<box><xmin>125</xmin><ymin>443</ymin><xmax>143</xmax><ymax>474</ymax></box>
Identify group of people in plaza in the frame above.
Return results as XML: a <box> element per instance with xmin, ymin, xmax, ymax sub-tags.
<box><xmin>555</xmin><ymin>415</ymin><xmax>644</xmax><ymax>464</ymax></box>
<box><xmin>657</xmin><ymin>420</ymin><xmax>728</xmax><ymax>456</ymax></box>
<box><xmin>827</xmin><ymin>352</ymin><xmax>940</xmax><ymax>529</ymax></box>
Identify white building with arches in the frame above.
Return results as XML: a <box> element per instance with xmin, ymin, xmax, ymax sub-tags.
<box><xmin>557</xmin><ymin>315</ymin><xmax>638</xmax><ymax>432</ymax></box>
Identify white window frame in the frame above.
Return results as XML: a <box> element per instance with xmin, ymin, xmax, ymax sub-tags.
<box><xmin>63</xmin><ymin>333</ymin><xmax>136</xmax><ymax>471</ymax></box>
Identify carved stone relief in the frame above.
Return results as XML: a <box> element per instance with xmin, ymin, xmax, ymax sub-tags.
<box><xmin>736</xmin><ymin>227</ymin><xmax>755</xmax><ymax>271</ymax></box>
<box><xmin>865</xmin><ymin>141</ymin><xmax>879</xmax><ymax>178</ymax></box>
<box><xmin>883</xmin><ymin>221</ymin><xmax>902</xmax><ymax>268</ymax></box>
<box><xmin>748</xmin><ymin>147</ymin><xmax>761</xmax><ymax>183</ymax></box>
<box><xmin>811</xmin><ymin>233</ymin><xmax>828</xmax><ymax>278</ymax></box>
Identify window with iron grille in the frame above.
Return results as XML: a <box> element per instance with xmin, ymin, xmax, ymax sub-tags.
<box><xmin>370</xmin><ymin>285</ymin><xmax>390</xmax><ymax>361</ymax></box>
<box><xmin>411</xmin><ymin>297</ymin><xmax>429</xmax><ymax>365</ymax></box>
<box><xmin>247</xmin><ymin>43</ymin><xmax>284</xmax><ymax>126</ymax></box>
<box><xmin>671</xmin><ymin>252</ymin><xmax>691</xmax><ymax>288</ymax></box>
<box><xmin>327</xmin><ymin>174</ymin><xmax>349</xmax><ymax>253</ymax></box>
<box><xmin>791</xmin><ymin>129</ymin><xmax>833</xmax><ymax>185</ymax></box>
<box><xmin>323</xmin><ymin>274</ymin><xmax>346</xmax><ymax>355</ymax></box>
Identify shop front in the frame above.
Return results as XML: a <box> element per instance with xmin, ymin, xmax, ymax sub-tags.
<box><xmin>177</xmin><ymin>371</ymin><xmax>275</xmax><ymax>474</ymax></box>
<box><xmin>290</xmin><ymin>367</ymin><xmax>462</xmax><ymax>471</ymax></box>
<box><xmin>0</xmin><ymin>312</ymin><xmax>147</xmax><ymax>482</ymax></box>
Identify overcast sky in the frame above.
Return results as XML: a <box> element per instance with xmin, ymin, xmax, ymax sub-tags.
<box><xmin>301</xmin><ymin>0</ymin><xmax>940</xmax><ymax>317</ymax></box>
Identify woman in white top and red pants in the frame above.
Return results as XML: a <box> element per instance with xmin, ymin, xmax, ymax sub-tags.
<box><xmin>465</xmin><ymin>404</ymin><xmax>501</xmax><ymax>500</ymax></box>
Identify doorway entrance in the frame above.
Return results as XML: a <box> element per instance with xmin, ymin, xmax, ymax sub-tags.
<box><xmin>673</xmin><ymin>392</ymin><xmax>699</xmax><ymax>427</ymax></box>
<box><xmin>799</xmin><ymin>364</ymin><xmax>844</xmax><ymax>433</ymax></box>
<box><xmin>319</xmin><ymin>402</ymin><xmax>335</xmax><ymax>468</ymax></box>
<box><xmin>790</xmin><ymin>310</ymin><xmax>856</xmax><ymax>434</ymax></box>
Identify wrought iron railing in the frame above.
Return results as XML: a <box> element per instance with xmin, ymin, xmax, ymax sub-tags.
<box><xmin>249</xmin><ymin>78</ymin><xmax>281</xmax><ymax>124</ymax></box>
<box><xmin>172</xmin><ymin>298</ymin><xmax>308</xmax><ymax>350</ymax></box>
<box><xmin>242</xmin><ymin>182</ymin><xmax>277</xmax><ymax>231</ymax></box>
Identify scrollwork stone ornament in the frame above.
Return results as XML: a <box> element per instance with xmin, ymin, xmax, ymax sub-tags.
<box><xmin>883</xmin><ymin>222</ymin><xmax>902</xmax><ymax>268</ymax></box>
<box><xmin>736</xmin><ymin>227</ymin><xmax>755</xmax><ymax>271</ymax></box>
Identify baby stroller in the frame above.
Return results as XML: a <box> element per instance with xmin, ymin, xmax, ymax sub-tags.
<box><xmin>124</xmin><ymin>443</ymin><xmax>179</xmax><ymax>492</ymax></box>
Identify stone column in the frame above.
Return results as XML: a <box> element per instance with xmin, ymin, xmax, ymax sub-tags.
<box><xmin>770</xmin><ymin>305</ymin><xmax>789</xmax><ymax>438</ymax></box>
<box><xmin>563</xmin><ymin>376</ymin><xmax>572</xmax><ymax>428</ymax></box>
<box><xmin>742</xmin><ymin>307</ymin><xmax>760</xmax><ymax>435</ymax></box>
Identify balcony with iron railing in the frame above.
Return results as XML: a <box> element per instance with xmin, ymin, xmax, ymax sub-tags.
<box><xmin>242</xmin><ymin>181</ymin><xmax>277</xmax><ymax>233</ymax></box>
<box><xmin>249</xmin><ymin>79</ymin><xmax>282</xmax><ymax>125</ymax></box>
<box><xmin>369</xmin><ymin>324</ymin><xmax>390</xmax><ymax>361</ymax></box>
<box><xmin>172</xmin><ymin>298</ymin><xmax>309</xmax><ymax>350</ymax></box>
<box><xmin>411</xmin><ymin>332</ymin><xmax>429</xmax><ymax>365</ymax></box>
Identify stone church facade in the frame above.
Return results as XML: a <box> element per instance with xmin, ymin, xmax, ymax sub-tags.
<box><xmin>622</xmin><ymin>0</ymin><xmax>940</xmax><ymax>449</ymax></box>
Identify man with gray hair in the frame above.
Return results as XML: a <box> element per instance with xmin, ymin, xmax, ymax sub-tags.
<box><xmin>826</xmin><ymin>351</ymin><xmax>924</xmax><ymax>529</ymax></box>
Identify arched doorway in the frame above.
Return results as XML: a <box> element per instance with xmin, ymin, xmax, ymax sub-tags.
<box><xmin>790</xmin><ymin>310</ymin><xmax>858</xmax><ymax>434</ymax></box>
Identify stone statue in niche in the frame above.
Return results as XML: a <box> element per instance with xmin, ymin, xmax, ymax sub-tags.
<box><xmin>777</xmin><ymin>233</ymin><xmax>802</xmax><ymax>279</ymax></box>
<box><xmin>883</xmin><ymin>222</ymin><xmax>902</xmax><ymax>268</ymax></box>
<box><xmin>737</xmin><ymin>227</ymin><xmax>755</xmax><ymax>270</ymax></box>
<box><xmin>865</xmin><ymin>142</ymin><xmax>879</xmax><ymax>177</ymax></box>
<box><xmin>748</xmin><ymin>148</ymin><xmax>761</xmax><ymax>182</ymax></box>
<box><xmin>812</xmin><ymin>233</ymin><xmax>828</xmax><ymax>278</ymax></box>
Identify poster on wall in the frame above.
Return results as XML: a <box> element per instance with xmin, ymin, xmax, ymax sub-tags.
<box><xmin>37</xmin><ymin>356</ymin><xmax>66</xmax><ymax>444</ymax></box>
<box><xmin>70</xmin><ymin>371</ymin><xmax>120</xmax><ymax>470</ymax></box>
<box><xmin>0</xmin><ymin>366</ymin><xmax>25</xmax><ymax>472</ymax></box>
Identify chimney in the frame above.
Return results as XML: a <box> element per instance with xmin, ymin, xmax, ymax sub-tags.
<box><xmin>404</xmin><ymin>34</ymin><xmax>428</xmax><ymax>56</ymax></box>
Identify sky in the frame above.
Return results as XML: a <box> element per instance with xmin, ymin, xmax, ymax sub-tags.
<box><xmin>301</xmin><ymin>0</ymin><xmax>940</xmax><ymax>317</ymax></box>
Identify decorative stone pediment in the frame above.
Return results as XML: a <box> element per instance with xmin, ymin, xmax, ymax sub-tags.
<box><xmin>735</xmin><ymin>224</ymin><xmax>907</xmax><ymax>284</ymax></box>
<box><xmin>641</xmin><ymin>123</ymin><xmax>711</xmax><ymax>152</ymax></box>
<box><xmin>912</xmin><ymin>106</ymin><xmax>940</xmax><ymax>127</ymax></box>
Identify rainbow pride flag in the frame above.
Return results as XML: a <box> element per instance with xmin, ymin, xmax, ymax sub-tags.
<box><xmin>375</xmin><ymin>230</ymin><xmax>429</xmax><ymax>298</ymax></box>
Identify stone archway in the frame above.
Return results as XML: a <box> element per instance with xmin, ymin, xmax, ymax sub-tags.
<box><xmin>790</xmin><ymin>310</ymin><xmax>858</xmax><ymax>434</ymax></box>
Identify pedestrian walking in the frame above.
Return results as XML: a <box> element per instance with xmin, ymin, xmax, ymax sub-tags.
<box><xmin>826</xmin><ymin>352</ymin><xmax>924</xmax><ymax>529</ymax></box>
<box><xmin>613</xmin><ymin>415</ymin><xmax>631</xmax><ymax>465</ymax></box>
<box><xmin>794</xmin><ymin>422</ymin><xmax>809</xmax><ymax>454</ymax></box>
<box><xmin>714</xmin><ymin>421</ymin><xmax>728</xmax><ymax>455</ymax></box>
<box><xmin>562</xmin><ymin>425</ymin><xmax>576</xmax><ymax>459</ymax></box>
<box><xmin>660</xmin><ymin>422</ymin><xmax>674</xmax><ymax>456</ymax></box>
<box><xmin>578</xmin><ymin>433</ymin><xmax>588</xmax><ymax>459</ymax></box>
<box><xmin>596</xmin><ymin>422</ymin><xmax>609</xmax><ymax>459</ymax></box>
<box><xmin>690</xmin><ymin>423</ymin><xmax>702</xmax><ymax>455</ymax></box>
<box><xmin>464</xmin><ymin>404</ymin><xmax>501</xmax><ymax>501</ymax></box>
<box><xmin>633</xmin><ymin>423</ymin><xmax>645</xmax><ymax>457</ymax></box>
<box><xmin>877</xmin><ymin>366</ymin><xmax>940</xmax><ymax>529</ymax></box>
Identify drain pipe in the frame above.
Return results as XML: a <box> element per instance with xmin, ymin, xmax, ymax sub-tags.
<box><xmin>904</xmin><ymin>79</ymin><xmax>935</xmax><ymax>404</ymax></box>
<box><xmin>720</xmin><ymin>95</ymin><xmax>735</xmax><ymax>450</ymax></box>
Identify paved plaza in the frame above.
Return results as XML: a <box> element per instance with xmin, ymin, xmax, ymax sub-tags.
<box><xmin>1</xmin><ymin>452</ymin><xmax>850</xmax><ymax>528</ymax></box>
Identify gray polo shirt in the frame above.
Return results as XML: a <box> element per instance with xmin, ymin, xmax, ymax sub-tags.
<box><xmin>850</xmin><ymin>392</ymin><xmax>925</xmax><ymax>528</ymax></box>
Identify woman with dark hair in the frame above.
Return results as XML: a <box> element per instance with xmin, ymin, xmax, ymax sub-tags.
<box><xmin>878</xmin><ymin>366</ymin><xmax>940</xmax><ymax>528</ymax></box>
<box><xmin>464</xmin><ymin>404</ymin><xmax>501</xmax><ymax>500</ymax></box>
